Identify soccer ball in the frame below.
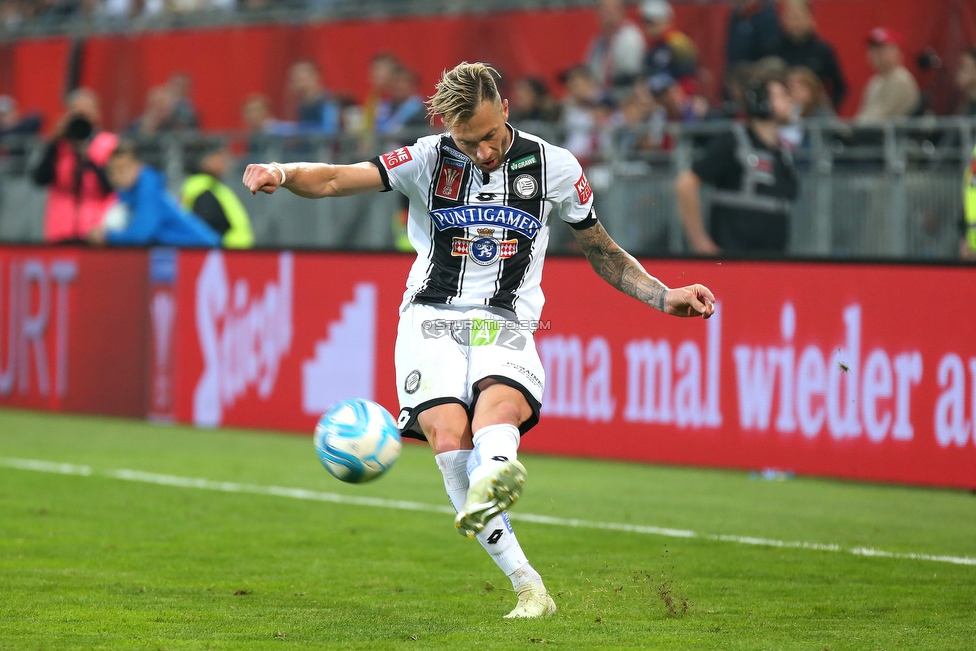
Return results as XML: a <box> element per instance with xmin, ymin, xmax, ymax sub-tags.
<box><xmin>313</xmin><ymin>399</ymin><xmax>402</xmax><ymax>483</ymax></box>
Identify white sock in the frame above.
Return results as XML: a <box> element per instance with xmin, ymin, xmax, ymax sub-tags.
<box><xmin>466</xmin><ymin>423</ymin><xmax>520</xmax><ymax>486</ymax></box>
<box><xmin>435</xmin><ymin>449</ymin><xmax>470</xmax><ymax>512</ymax></box>
<box><xmin>435</xmin><ymin>449</ymin><xmax>538</xmax><ymax>586</ymax></box>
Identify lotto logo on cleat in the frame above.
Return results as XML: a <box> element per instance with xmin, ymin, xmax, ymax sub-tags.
<box><xmin>491</xmin><ymin>455</ymin><xmax>509</xmax><ymax>462</ymax></box>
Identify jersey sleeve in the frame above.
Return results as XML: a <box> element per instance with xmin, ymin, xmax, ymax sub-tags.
<box><xmin>370</xmin><ymin>136</ymin><xmax>438</xmax><ymax>195</ymax></box>
<box><xmin>548</xmin><ymin>146</ymin><xmax>595</xmax><ymax>228</ymax></box>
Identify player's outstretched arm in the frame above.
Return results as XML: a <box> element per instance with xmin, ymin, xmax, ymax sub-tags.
<box><xmin>573</xmin><ymin>220</ymin><xmax>715</xmax><ymax>318</ymax></box>
<box><xmin>242</xmin><ymin>161</ymin><xmax>385</xmax><ymax>199</ymax></box>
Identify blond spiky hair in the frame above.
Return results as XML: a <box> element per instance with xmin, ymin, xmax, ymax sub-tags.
<box><xmin>427</xmin><ymin>62</ymin><xmax>501</xmax><ymax>129</ymax></box>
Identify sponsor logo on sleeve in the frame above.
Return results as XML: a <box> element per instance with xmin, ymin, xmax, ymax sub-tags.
<box><xmin>575</xmin><ymin>172</ymin><xmax>593</xmax><ymax>205</ymax></box>
<box><xmin>381</xmin><ymin>147</ymin><xmax>413</xmax><ymax>170</ymax></box>
<box><xmin>435</xmin><ymin>159</ymin><xmax>466</xmax><ymax>200</ymax></box>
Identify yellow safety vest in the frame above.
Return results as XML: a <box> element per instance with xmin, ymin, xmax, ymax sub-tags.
<box><xmin>965</xmin><ymin>145</ymin><xmax>976</xmax><ymax>253</ymax></box>
<box><xmin>181</xmin><ymin>174</ymin><xmax>255</xmax><ymax>249</ymax></box>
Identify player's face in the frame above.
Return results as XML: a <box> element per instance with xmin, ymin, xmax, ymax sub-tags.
<box><xmin>451</xmin><ymin>98</ymin><xmax>511</xmax><ymax>174</ymax></box>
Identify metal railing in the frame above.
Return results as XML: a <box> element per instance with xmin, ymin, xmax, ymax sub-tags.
<box><xmin>1</xmin><ymin>116</ymin><xmax>973</xmax><ymax>260</ymax></box>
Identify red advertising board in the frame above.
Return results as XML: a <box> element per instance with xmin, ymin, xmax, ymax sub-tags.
<box><xmin>4</xmin><ymin>245</ymin><xmax>974</xmax><ymax>490</ymax></box>
<box><xmin>0</xmin><ymin>246</ymin><xmax>149</xmax><ymax>417</ymax></box>
<box><xmin>165</xmin><ymin>250</ymin><xmax>976</xmax><ymax>490</ymax></box>
<box><xmin>528</xmin><ymin>259</ymin><xmax>976</xmax><ymax>490</ymax></box>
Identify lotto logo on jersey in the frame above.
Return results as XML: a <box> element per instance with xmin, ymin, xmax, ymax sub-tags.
<box><xmin>382</xmin><ymin>147</ymin><xmax>413</xmax><ymax>169</ymax></box>
<box><xmin>435</xmin><ymin>159</ymin><xmax>466</xmax><ymax>200</ymax></box>
<box><xmin>575</xmin><ymin>172</ymin><xmax>593</xmax><ymax>205</ymax></box>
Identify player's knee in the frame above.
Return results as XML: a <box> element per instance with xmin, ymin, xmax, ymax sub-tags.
<box><xmin>426</xmin><ymin>424</ymin><xmax>466</xmax><ymax>455</ymax></box>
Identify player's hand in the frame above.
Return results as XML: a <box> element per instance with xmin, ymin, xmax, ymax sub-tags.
<box><xmin>243</xmin><ymin>164</ymin><xmax>282</xmax><ymax>195</ymax></box>
<box><xmin>664</xmin><ymin>284</ymin><xmax>715</xmax><ymax>319</ymax></box>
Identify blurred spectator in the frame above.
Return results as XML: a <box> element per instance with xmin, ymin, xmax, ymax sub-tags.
<box><xmin>955</xmin><ymin>47</ymin><xmax>976</xmax><ymax>117</ymax></box>
<box><xmin>240</xmin><ymin>93</ymin><xmax>277</xmax><ymax>154</ymax></box>
<box><xmin>0</xmin><ymin>95</ymin><xmax>42</xmax><ymax>137</ymax></box>
<box><xmin>288</xmin><ymin>59</ymin><xmax>341</xmax><ymax>135</ymax></box>
<box><xmin>181</xmin><ymin>139</ymin><xmax>254</xmax><ymax>249</ymax></box>
<box><xmin>0</xmin><ymin>95</ymin><xmax>42</xmax><ymax>175</ymax></box>
<box><xmin>788</xmin><ymin>66</ymin><xmax>834</xmax><ymax>119</ymax></box>
<box><xmin>1</xmin><ymin>1</ymin><xmax>25</xmax><ymax>28</ymax></box>
<box><xmin>774</xmin><ymin>0</ymin><xmax>846</xmax><ymax>110</ymax></box>
<box><xmin>360</xmin><ymin>52</ymin><xmax>400</xmax><ymax>137</ymax></box>
<box><xmin>726</xmin><ymin>0</ymin><xmax>782</xmax><ymax>67</ymax></box>
<box><xmin>614</xmin><ymin>89</ymin><xmax>656</xmax><ymax>154</ymax></box>
<box><xmin>675</xmin><ymin>75</ymin><xmax>798</xmax><ymax>255</ymax></box>
<box><xmin>639</xmin><ymin>1</ymin><xmax>697</xmax><ymax>85</ymax></box>
<box><xmin>167</xmin><ymin>72</ymin><xmax>199</xmax><ymax>130</ymax></box>
<box><xmin>584</xmin><ymin>0</ymin><xmax>646</xmax><ymax>94</ymax></box>
<box><xmin>855</xmin><ymin>28</ymin><xmax>920</xmax><ymax>122</ymax></box>
<box><xmin>962</xmin><ymin>143</ymin><xmax>976</xmax><ymax>260</ymax></box>
<box><xmin>128</xmin><ymin>84</ymin><xmax>177</xmax><ymax>135</ymax></box>
<box><xmin>90</xmin><ymin>140</ymin><xmax>219</xmax><ymax>247</ymax></box>
<box><xmin>559</xmin><ymin>65</ymin><xmax>602</xmax><ymax>162</ymax></box>
<box><xmin>648</xmin><ymin>72</ymin><xmax>712</xmax><ymax>124</ymax></box>
<box><xmin>509</xmin><ymin>77</ymin><xmax>559</xmax><ymax>125</ymax></box>
<box><xmin>31</xmin><ymin>88</ymin><xmax>117</xmax><ymax>243</ymax></box>
<box><xmin>375</xmin><ymin>66</ymin><xmax>426</xmax><ymax>136</ymax></box>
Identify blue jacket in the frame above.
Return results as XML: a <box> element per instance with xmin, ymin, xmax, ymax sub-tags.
<box><xmin>108</xmin><ymin>166</ymin><xmax>220</xmax><ymax>248</ymax></box>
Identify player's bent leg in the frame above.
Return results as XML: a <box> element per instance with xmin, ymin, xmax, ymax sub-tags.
<box><xmin>456</xmin><ymin>382</ymin><xmax>532</xmax><ymax>538</ymax></box>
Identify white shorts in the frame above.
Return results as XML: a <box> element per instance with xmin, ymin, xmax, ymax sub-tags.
<box><xmin>394</xmin><ymin>302</ymin><xmax>546</xmax><ymax>440</ymax></box>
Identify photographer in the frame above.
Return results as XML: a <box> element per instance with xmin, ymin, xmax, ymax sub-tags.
<box><xmin>31</xmin><ymin>89</ymin><xmax>118</xmax><ymax>243</ymax></box>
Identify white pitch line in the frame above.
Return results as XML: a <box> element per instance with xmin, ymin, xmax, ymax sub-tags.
<box><xmin>2</xmin><ymin>456</ymin><xmax>974</xmax><ymax>567</ymax></box>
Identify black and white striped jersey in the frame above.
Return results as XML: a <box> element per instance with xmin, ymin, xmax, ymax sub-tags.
<box><xmin>372</xmin><ymin>125</ymin><xmax>595</xmax><ymax>322</ymax></box>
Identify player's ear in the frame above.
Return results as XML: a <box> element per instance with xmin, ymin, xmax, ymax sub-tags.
<box><xmin>501</xmin><ymin>98</ymin><xmax>509</xmax><ymax>121</ymax></box>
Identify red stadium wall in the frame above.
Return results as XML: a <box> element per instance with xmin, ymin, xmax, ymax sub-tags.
<box><xmin>2</xmin><ymin>0</ymin><xmax>975</xmax><ymax>130</ymax></box>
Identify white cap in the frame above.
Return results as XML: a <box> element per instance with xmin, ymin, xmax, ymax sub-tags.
<box><xmin>640</xmin><ymin>0</ymin><xmax>673</xmax><ymax>21</ymax></box>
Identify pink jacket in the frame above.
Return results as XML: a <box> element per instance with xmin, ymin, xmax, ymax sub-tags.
<box><xmin>42</xmin><ymin>131</ymin><xmax>118</xmax><ymax>242</ymax></box>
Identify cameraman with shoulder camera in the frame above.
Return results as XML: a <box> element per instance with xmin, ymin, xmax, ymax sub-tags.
<box><xmin>674</xmin><ymin>71</ymin><xmax>799</xmax><ymax>255</ymax></box>
<box><xmin>32</xmin><ymin>88</ymin><xmax>118</xmax><ymax>243</ymax></box>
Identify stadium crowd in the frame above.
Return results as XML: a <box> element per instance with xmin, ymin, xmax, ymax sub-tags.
<box><xmin>1</xmin><ymin>0</ymin><xmax>975</xmax><ymax>256</ymax></box>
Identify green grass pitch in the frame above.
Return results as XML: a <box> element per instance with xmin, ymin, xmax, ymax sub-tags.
<box><xmin>1</xmin><ymin>408</ymin><xmax>974</xmax><ymax>650</ymax></box>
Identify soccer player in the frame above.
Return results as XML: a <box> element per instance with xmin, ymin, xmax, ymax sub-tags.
<box><xmin>243</xmin><ymin>62</ymin><xmax>715</xmax><ymax>619</ymax></box>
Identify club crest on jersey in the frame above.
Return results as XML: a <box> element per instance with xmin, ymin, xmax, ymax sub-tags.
<box><xmin>513</xmin><ymin>174</ymin><xmax>538</xmax><ymax>199</ymax></box>
<box><xmin>429</xmin><ymin>205</ymin><xmax>542</xmax><ymax>238</ymax></box>
<box><xmin>452</xmin><ymin>228</ymin><xmax>518</xmax><ymax>266</ymax></box>
<box><xmin>435</xmin><ymin>159</ymin><xmax>466</xmax><ymax>200</ymax></box>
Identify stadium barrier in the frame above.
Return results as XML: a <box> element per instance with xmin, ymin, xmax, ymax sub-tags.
<box><xmin>2</xmin><ymin>118</ymin><xmax>974</xmax><ymax>260</ymax></box>
<box><xmin>2</xmin><ymin>244</ymin><xmax>974</xmax><ymax>489</ymax></box>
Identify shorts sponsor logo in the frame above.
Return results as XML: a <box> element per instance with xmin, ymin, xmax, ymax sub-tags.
<box><xmin>513</xmin><ymin>174</ymin><xmax>538</xmax><ymax>199</ymax></box>
<box><xmin>575</xmin><ymin>172</ymin><xmax>593</xmax><ymax>204</ymax></box>
<box><xmin>509</xmin><ymin>154</ymin><xmax>537</xmax><ymax>171</ymax></box>
<box><xmin>503</xmin><ymin>361</ymin><xmax>544</xmax><ymax>389</ymax></box>
<box><xmin>404</xmin><ymin>370</ymin><xmax>421</xmax><ymax>395</ymax></box>
<box><xmin>435</xmin><ymin>159</ymin><xmax>466</xmax><ymax>200</ymax></box>
<box><xmin>382</xmin><ymin>147</ymin><xmax>412</xmax><ymax>169</ymax></box>
<box><xmin>451</xmin><ymin>228</ymin><xmax>517</xmax><ymax>266</ymax></box>
<box><xmin>421</xmin><ymin>318</ymin><xmax>532</xmax><ymax>350</ymax></box>
<box><xmin>429</xmin><ymin>205</ymin><xmax>543</xmax><ymax>238</ymax></box>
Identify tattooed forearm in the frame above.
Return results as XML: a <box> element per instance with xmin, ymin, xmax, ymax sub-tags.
<box><xmin>573</xmin><ymin>220</ymin><xmax>668</xmax><ymax>312</ymax></box>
